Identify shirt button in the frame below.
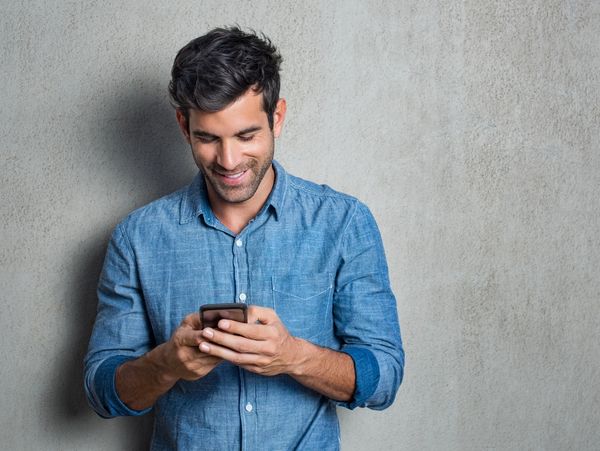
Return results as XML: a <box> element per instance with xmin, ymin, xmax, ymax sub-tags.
<box><xmin>245</xmin><ymin>402</ymin><xmax>253</xmax><ymax>413</ymax></box>
<box><xmin>235</xmin><ymin>239</ymin><xmax>243</xmax><ymax>247</ymax></box>
<box><xmin>239</xmin><ymin>293</ymin><xmax>247</xmax><ymax>302</ymax></box>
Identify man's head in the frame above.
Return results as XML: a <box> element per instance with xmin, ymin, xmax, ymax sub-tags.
<box><xmin>169</xmin><ymin>26</ymin><xmax>283</xmax><ymax>130</ymax></box>
<box><xmin>169</xmin><ymin>27</ymin><xmax>286</xmax><ymax>213</ymax></box>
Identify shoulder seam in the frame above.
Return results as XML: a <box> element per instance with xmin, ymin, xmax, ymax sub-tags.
<box><xmin>340</xmin><ymin>200</ymin><xmax>362</xmax><ymax>244</ymax></box>
<box><xmin>116</xmin><ymin>222</ymin><xmax>136</xmax><ymax>262</ymax></box>
<box><xmin>287</xmin><ymin>177</ymin><xmax>358</xmax><ymax>202</ymax></box>
<box><xmin>334</xmin><ymin>200</ymin><xmax>363</xmax><ymax>271</ymax></box>
<box><xmin>124</xmin><ymin>186</ymin><xmax>188</xmax><ymax>222</ymax></box>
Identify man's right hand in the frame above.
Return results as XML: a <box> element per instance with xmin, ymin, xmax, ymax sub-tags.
<box><xmin>158</xmin><ymin>312</ymin><xmax>223</xmax><ymax>381</ymax></box>
<box><xmin>115</xmin><ymin>312</ymin><xmax>221</xmax><ymax>411</ymax></box>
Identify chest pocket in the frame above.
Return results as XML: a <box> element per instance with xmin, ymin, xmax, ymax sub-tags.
<box><xmin>271</xmin><ymin>274</ymin><xmax>333</xmax><ymax>342</ymax></box>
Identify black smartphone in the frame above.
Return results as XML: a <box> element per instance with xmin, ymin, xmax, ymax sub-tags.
<box><xmin>199</xmin><ymin>303</ymin><xmax>248</xmax><ymax>329</ymax></box>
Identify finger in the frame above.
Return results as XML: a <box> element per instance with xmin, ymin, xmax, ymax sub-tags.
<box><xmin>176</xmin><ymin>326</ymin><xmax>205</xmax><ymax>347</ymax></box>
<box><xmin>238</xmin><ymin>364</ymin><xmax>263</xmax><ymax>374</ymax></box>
<box><xmin>199</xmin><ymin>340</ymin><xmax>264</xmax><ymax>366</ymax></box>
<box><xmin>217</xmin><ymin>319</ymin><xmax>274</xmax><ymax>341</ymax></box>
<box><xmin>201</xmin><ymin>327</ymin><xmax>264</xmax><ymax>353</ymax></box>
<box><xmin>191</xmin><ymin>350</ymin><xmax>222</xmax><ymax>366</ymax></box>
<box><xmin>178</xmin><ymin>349</ymin><xmax>223</xmax><ymax>380</ymax></box>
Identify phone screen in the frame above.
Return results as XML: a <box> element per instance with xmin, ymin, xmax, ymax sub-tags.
<box><xmin>200</xmin><ymin>303</ymin><xmax>247</xmax><ymax>329</ymax></box>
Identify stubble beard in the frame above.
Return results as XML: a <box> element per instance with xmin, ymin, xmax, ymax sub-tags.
<box><xmin>201</xmin><ymin>144</ymin><xmax>274</xmax><ymax>205</ymax></box>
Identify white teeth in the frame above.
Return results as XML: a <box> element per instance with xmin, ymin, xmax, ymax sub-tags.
<box><xmin>222</xmin><ymin>171</ymin><xmax>245</xmax><ymax>179</ymax></box>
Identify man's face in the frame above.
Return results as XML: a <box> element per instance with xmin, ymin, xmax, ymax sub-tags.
<box><xmin>177</xmin><ymin>90</ymin><xmax>286</xmax><ymax>210</ymax></box>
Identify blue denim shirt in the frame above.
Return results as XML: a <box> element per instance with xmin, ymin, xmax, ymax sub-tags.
<box><xmin>84</xmin><ymin>161</ymin><xmax>404</xmax><ymax>450</ymax></box>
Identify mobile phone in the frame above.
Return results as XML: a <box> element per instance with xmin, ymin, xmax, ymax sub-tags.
<box><xmin>199</xmin><ymin>303</ymin><xmax>248</xmax><ymax>329</ymax></box>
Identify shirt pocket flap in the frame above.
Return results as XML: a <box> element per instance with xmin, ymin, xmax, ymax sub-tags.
<box><xmin>271</xmin><ymin>274</ymin><xmax>333</xmax><ymax>341</ymax></box>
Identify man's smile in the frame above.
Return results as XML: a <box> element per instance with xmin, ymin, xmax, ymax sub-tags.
<box><xmin>212</xmin><ymin>167</ymin><xmax>250</xmax><ymax>186</ymax></box>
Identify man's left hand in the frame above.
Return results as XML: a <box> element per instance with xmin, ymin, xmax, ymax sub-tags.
<box><xmin>198</xmin><ymin>305</ymin><xmax>303</xmax><ymax>376</ymax></box>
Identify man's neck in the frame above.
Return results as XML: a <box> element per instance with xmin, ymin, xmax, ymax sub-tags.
<box><xmin>207</xmin><ymin>166</ymin><xmax>275</xmax><ymax>235</ymax></box>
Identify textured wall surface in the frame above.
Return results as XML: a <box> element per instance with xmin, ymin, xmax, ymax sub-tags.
<box><xmin>1</xmin><ymin>1</ymin><xmax>599</xmax><ymax>450</ymax></box>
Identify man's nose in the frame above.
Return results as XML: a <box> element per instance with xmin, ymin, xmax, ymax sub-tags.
<box><xmin>216</xmin><ymin>139</ymin><xmax>242</xmax><ymax>170</ymax></box>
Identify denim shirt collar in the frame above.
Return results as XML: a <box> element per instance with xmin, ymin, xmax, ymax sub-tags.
<box><xmin>179</xmin><ymin>159</ymin><xmax>288</xmax><ymax>225</ymax></box>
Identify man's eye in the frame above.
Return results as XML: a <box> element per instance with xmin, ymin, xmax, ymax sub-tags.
<box><xmin>197</xmin><ymin>136</ymin><xmax>216</xmax><ymax>144</ymax></box>
<box><xmin>238</xmin><ymin>135</ymin><xmax>255</xmax><ymax>142</ymax></box>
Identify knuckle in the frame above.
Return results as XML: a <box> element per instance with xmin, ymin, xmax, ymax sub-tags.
<box><xmin>229</xmin><ymin>354</ymin><xmax>241</xmax><ymax>365</ymax></box>
<box><xmin>234</xmin><ymin>356</ymin><xmax>245</xmax><ymax>366</ymax></box>
<box><xmin>174</xmin><ymin>329</ymin><xmax>187</xmax><ymax>343</ymax></box>
<box><xmin>257</xmin><ymin>356</ymin><xmax>270</xmax><ymax>367</ymax></box>
<box><xmin>176</xmin><ymin>347</ymin><xmax>191</xmax><ymax>362</ymax></box>
<box><xmin>264</xmin><ymin>344</ymin><xmax>276</xmax><ymax>357</ymax></box>
<box><xmin>238</xmin><ymin>339</ymin><xmax>255</xmax><ymax>354</ymax></box>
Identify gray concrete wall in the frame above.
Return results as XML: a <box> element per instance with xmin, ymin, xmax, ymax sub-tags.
<box><xmin>1</xmin><ymin>1</ymin><xmax>599</xmax><ymax>450</ymax></box>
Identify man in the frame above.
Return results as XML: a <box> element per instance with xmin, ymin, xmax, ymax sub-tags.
<box><xmin>85</xmin><ymin>27</ymin><xmax>404</xmax><ymax>450</ymax></box>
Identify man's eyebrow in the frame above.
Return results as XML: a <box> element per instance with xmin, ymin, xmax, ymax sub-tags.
<box><xmin>235</xmin><ymin>126</ymin><xmax>262</xmax><ymax>136</ymax></box>
<box><xmin>191</xmin><ymin>126</ymin><xmax>262</xmax><ymax>139</ymax></box>
<box><xmin>191</xmin><ymin>129</ymin><xmax>218</xmax><ymax>139</ymax></box>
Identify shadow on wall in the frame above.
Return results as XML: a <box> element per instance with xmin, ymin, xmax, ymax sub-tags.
<box><xmin>47</xmin><ymin>80</ymin><xmax>196</xmax><ymax>449</ymax></box>
<box><xmin>92</xmin><ymin>82</ymin><xmax>196</xmax><ymax>200</ymax></box>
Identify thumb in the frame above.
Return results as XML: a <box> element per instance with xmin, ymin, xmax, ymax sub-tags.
<box><xmin>180</xmin><ymin>312</ymin><xmax>202</xmax><ymax>330</ymax></box>
<box><xmin>247</xmin><ymin>305</ymin><xmax>277</xmax><ymax>325</ymax></box>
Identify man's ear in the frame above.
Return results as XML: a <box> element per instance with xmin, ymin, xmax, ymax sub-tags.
<box><xmin>175</xmin><ymin>109</ymin><xmax>191</xmax><ymax>143</ymax></box>
<box><xmin>272</xmin><ymin>98</ymin><xmax>287</xmax><ymax>138</ymax></box>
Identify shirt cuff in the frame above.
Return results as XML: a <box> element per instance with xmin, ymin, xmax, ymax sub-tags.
<box><xmin>339</xmin><ymin>346</ymin><xmax>380</xmax><ymax>409</ymax></box>
<box><xmin>94</xmin><ymin>355</ymin><xmax>153</xmax><ymax>417</ymax></box>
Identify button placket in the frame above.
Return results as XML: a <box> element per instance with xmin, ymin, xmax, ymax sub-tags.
<box><xmin>233</xmin><ymin>235</ymin><xmax>249</xmax><ymax>307</ymax></box>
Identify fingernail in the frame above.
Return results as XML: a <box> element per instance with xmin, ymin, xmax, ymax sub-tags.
<box><xmin>202</xmin><ymin>328</ymin><xmax>214</xmax><ymax>338</ymax></box>
<box><xmin>200</xmin><ymin>342</ymin><xmax>210</xmax><ymax>352</ymax></box>
<box><xmin>219</xmin><ymin>320</ymin><xmax>230</xmax><ymax>330</ymax></box>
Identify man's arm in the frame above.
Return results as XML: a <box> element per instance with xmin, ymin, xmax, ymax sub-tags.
<box><xmin>198</xmin><ymin>307</ymin><xmax>356</xmax><ymax>401</ymax></box>
<box><xmin>332</xmin><ymin>201</ymin><xmax>404</xmax><ymax>409</ymax></box>
<box><xmin>84</xmin><ymin>223</ymin><xmax>155</xmax><ymax>418</ymax></box>
<box><xmin>84</xmin><ymin>224</ymin><xmax>222</xmax><ymax>416</ymax></box>
<box><xmin>289</xmin><ymin>339</ymin><xmax>355</xmax><ymax>402</ymax></box>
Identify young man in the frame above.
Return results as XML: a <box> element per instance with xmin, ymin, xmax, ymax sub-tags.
<box><xmin>85</xmin><ymin>27</ymin><xmax>404</xmax><ymax>450</ymax></box>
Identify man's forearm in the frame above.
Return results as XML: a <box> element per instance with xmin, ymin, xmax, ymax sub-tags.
<box><xmin>115</xmin><ymin>344</ymin><xmax>179</xmax><ymax>411</ymax></box>
<box><xmin>288</xmin><ymin>338</ymin><xmax>356</xmax><ymax>402</ymax></box>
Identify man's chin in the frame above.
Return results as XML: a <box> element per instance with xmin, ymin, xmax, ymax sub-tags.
<box><xmin>212</xmin><ymin>185</ymin><xmax>255</xmax><ymax>204</ymax></box>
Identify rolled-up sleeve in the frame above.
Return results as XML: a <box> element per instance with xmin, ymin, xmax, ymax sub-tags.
<box><xmin>83</xmin><ymin>223</ymin><xmax>154</xmax><ymax>418</ymax></box>
<box><xmin>334</xmin><ymin>201</ymin><xmax>404</xmax><ymax>410</ymax></box>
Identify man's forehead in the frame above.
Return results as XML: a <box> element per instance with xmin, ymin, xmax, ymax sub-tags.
<box><xmin>187</xmin><ymin>91</ymin><xmax>268</xmax><ymax>134</ymax></box>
